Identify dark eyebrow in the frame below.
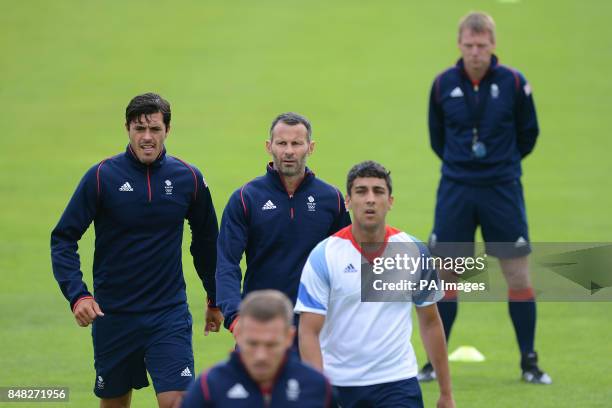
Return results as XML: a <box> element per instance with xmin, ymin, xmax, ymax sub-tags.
<box><xmin>134</xmin><ymin>123</ymin><xmax>162</xmax><ymax>128</ymax></box>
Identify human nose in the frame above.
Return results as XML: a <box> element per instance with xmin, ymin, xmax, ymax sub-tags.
<box><xmin>284</xmin><ymin>145</ymin><xmax>295</xmax><ymax>157</ymax></box>
<box><xmin>253</xmin><ymin>345</ymin><xmax>268</xmax><ymax>361</ymax></box>
<box><xmin>365</xmin><ymin>191</ymin><xmax>376</xmax><ymax>204</ymax></box>
<box><xmin>141</xmin><ymin>129</ymin><xmax>154</xmax><ymax>140</ymax></box>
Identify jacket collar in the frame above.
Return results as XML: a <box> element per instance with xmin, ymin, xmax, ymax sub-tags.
<box><xmin>125</xmin><ymin>144</ymin><xmax>167</xmax><ymax>169</ymax></box>
<box><xmin>265</xmin><ymin>162</ymin><xmax>314</xmax><ymax>196</ymax></box>
<box><xmin>231</xmin><ymin>350</ymin><xmax>291</xmax><ymax>395</ymax></box>
<box><xmin>456</xmin><ymin>54</ymin><xmax>499</xmax><ymax>82</ymax></box>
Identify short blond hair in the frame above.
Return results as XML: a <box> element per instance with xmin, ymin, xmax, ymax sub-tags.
<box><xmin>458</xmin><ymin>12</ymin><xmax>496</xmax><ymax>43</ymax></box>
<box><xmin>239</xmin><ymin>290</ymin><xmax>294</xmax><ymax>327</ymax></box>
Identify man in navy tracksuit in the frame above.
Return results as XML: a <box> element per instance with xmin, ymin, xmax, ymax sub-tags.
<box><xmin>50</xmin><ymin>93</ymin><xmax>223</xmax><ymax>407</ymax></box>
<box><xmin>181</xmin><ymin>290</ymin><xmax>333</xmax><ymax>408</ymax></box>
<box><xmin>420</xmin><ymin>12</ymin><xmax>551</xmax><ymax>385</ymax></box>
<box><xmin>216</xmin><ymin>112</ymin><xmax>351</xmax><ymax>334</ymax></box>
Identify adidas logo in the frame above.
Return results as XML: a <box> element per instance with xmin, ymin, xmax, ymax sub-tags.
<box><xmin>119</xmin><ymin>182</ymin><xmax>133</xmax><ymax>192</ymax></box>
<box><xmin>344</xmin><ymin>263</ymin><xmax>358</xmax><ymax>273</ymax></box>
<box><xmin>515</xmin><ymin>236</ymin><xmax>528</xmax><ymax>248</ymax></box>
<box><xmin>450</xmin><ymin>87</ymin><xmax>464</xmax><ymax>98</ymax></box>
<box><xmin>227</xmin><ymin>383</ymin><xmax>249</xmax><ymax>399</ymax></box>
<box><xmin>262</xmin><ymin>200</ymin><xmax>276</xmax><ymax>210</ymax></box>
<box><xmin>180</xmin><ymin>367</ymin><xmax>192</xmax><ymax>377</ymax></box>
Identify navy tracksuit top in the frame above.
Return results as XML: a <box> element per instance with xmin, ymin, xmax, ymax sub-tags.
<box><xmin>429</xmin><ymin>55</ymin><xmax>539</xmax><ymax>185</ymax></box>
<box><xmin>50</xmin><ymin>145</ymin><xmax>218</xmax><ymax>313</ymax></box>
<box><xmin>181</xmin><ymin>351</ymin><xmax>333</xmax><ymax>407</ymax></box>
<box><xmin>216</xmin><ymin>164</ymin><xmax>351</xmax><ymax>328</ymax></box>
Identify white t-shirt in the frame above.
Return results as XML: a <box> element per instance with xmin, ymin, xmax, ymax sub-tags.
<box><xmin>295</xmin><ymin>225</ymin><xmax>443</xmax><ymax>386</ymax></box>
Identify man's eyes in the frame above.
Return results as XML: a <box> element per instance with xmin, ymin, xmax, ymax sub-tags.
<box><xmin>355</xmin><ymin>189</ymin><xmax>385</xmax><ymax>194</ymax></box>
<box><xmin>276</xmin><ymin>141</ymin><xmax>303</xmax><ymax>146</ymax></box>
<box><xmin>135</xmin><ymin>127</ymin><xmax>162</xmax><ymax>132</ymax></box>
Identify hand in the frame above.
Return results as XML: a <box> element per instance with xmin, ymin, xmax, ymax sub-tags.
<box><xmin>204</xmin><ymin>307</ymin><xmax>224</xmax><ymax>336</ymax></box>
<box><xmin>437</xmin><ymin>394</ymin><xmax>456</xmax><ymax>408</ymax></box>
<box><xmin>73</xmin><ymin>297</ymin><xmax>104</xmax><ymax>327</ymax></box>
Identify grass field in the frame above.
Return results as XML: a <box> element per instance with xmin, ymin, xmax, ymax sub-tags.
<box><xmin>1</xmin><ymin>1</ymin><xmax>611</xmax><ymax>407</ymax></box>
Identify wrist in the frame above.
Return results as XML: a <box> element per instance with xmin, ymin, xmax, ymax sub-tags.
<box><xmin>71</xmin><ymin>295</ymin><xmax>93</xmax><ymax>313</ymax></box>
<box><xmin>229</xmin><ymin>315</ymin><xmax>239</xmax><ymax>333</ymax></box>
<box><xmin>207</xmin><ymin>298</ymin><xmax>217</xmax><ymax>309</ymax></box>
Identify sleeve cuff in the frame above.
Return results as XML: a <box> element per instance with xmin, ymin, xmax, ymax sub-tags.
<box><xmin>229</xmin><ymin>316</ymin><xmax>239</xmax><ymax>333</ymax></box>
<box><xmin>71</xmin><ymin>295</ymin><xmax>93</xmax><ymax>313</ymax></box>
<box><xmin>207</xmin><ymin>297</ymin><xmax>217</xmax><ymax>309</ymax></box>
<box><xmin>294</xmin><ymin>306</ymin><xmax>327</xmax><ymax>316</ymax></box>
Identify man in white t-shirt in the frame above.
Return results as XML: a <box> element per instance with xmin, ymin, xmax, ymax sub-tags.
<box><xmin>296</xmin><ymin>161</ymin><xmax>455</xmax><ymax>408</ymax></box>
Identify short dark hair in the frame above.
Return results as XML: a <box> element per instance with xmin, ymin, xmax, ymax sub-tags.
<box><xmin>239</xmin><ymin>290</ymin><xmax>294</xmax><ymax>328</ymax></box>
<box><xmin>125</xmin><ymin>93</ymin><xmax>171</xmax><ymax>128</ymax></box>
<box><xmin>346</xmin><ymin>161</ymin><xmax>392</xmax><ymax>195</ymax></box>
<box><xmin>269</xmin><ymin>112</ymin><xmax>312</xmax><ymax>141</ymax></box>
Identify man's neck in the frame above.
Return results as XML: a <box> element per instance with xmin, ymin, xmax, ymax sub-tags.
<box><xmin>351</xmin><ymin>223</ymin><xmax>387</xmax><ymax>247</ymax></box>
<box><xmin>283</xmin><ymin>175</ymin><xmax>304</xmax><ymax>196</ymax></box>
<box><xmin>464</xmin><ymin>63</ymin><xmax>490</xmax><ymax>84</ymax></box>
<box><xmin>275</xmin><ymin>166</ymin><xmax>306</xmax><ymax>196</ymax></box>
<box><xmin>258</xmin><ymin>379</ymin><xmax>273</xmax><ymax>390</ymax></box>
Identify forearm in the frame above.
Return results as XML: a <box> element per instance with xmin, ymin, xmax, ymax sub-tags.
<box><xmin>51</xmin><ymin>233</ymin><xmax>91</xmax><ymax>309</ymax></box>
<box><xmin>430</xmin><ymin>136</ymin><xmax>445</xmax><ymax>159</ymax></box>
<box><xmin>299</xmin><ymin>329</ymin><xmax>324</xmax><ymax>371</ymax></box>
<box><xmin>420</xmin><ymin>315</ymin><xmax>452</xmax><ymax>396</ymax></box>
<box><xmin>189</xmin><ymin>189</ymin><xmax>219</xmax><ymax>304</ymax></box>
<box><xmin>51</xmin><ymin>167</ymin><xmax>98</xmax><ymax>310</ymax></box>
<box><xmin>517</xmin><ymin>129</ymin><xmax>538</xmax><ymax>158</ymax></box>
<box><xmin>429</xmin><ymin>86</ymin><xmax>445</xmax><ymax>160</ymax></box>
<box><xmin>192</xmin><ymin>239</ymin><xmax>217</xmax><ymax>303</ymax></box>
<box><xmin>216</xmin><ymin>265</ymin><xmax>242</xmax><ymax>329</ymax></box>
<box><xmin>516</xmin><ymin>81</ymin><xmax>539</xmax><ymax>159</ymax></box>
<box><xmin>216</xmin><ymin>194</ymin><xmax>249</xmax><ymax>328</ymax></box>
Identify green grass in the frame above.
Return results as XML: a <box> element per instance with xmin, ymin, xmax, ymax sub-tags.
<box><xmin>1</xmin><ymin>1</ymin><xmax>611</xmax><ymax>406</ymax></box>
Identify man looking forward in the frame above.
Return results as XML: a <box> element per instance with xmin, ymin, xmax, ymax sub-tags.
<box><xmin>51</xmin><ymin>93</ymin><xmax>222</xmax><ymax>407</ymax></box>
<box><xmin>297</xmin><ymin>161</ymin><xmax>455</xmax><ymax>408</ymax></box>
<box><xmin>216</xmin><ymin>112</ymin><xmax>350</xmax><ymax>335</ymax></box>
<box><xmin>422</xmin><ymin>12</ymin><xmax>551</xmax><ymax>384</ymax></box>
<box><xmin>182</xmin><ymin>290</ymin><xmax>333</xmax><ymax>407</ymax></box>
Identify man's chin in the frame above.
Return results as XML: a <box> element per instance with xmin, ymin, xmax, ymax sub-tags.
<box><xmin>137</xmin><ymin>153</ymin><xmax>157</xmax><ymax>165</ymax></box>
<box><xmin>279</xmin><ymin>168</ymin><xmax>300</xmax><ymax>177</ymax></box>
<box><xmin>250</xmin><ymin>369</ymin><xmax>273</xmax><ymax>382</ymax></box>
<box><xmin>358</xmin><ymin>220</ymin><xmax>384</xmax><ymax>231</ymax></box>
<box><xmin>280</xmin><ymin>169</ymin><xmax>299</xmax><ymax>177</ymax></box>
